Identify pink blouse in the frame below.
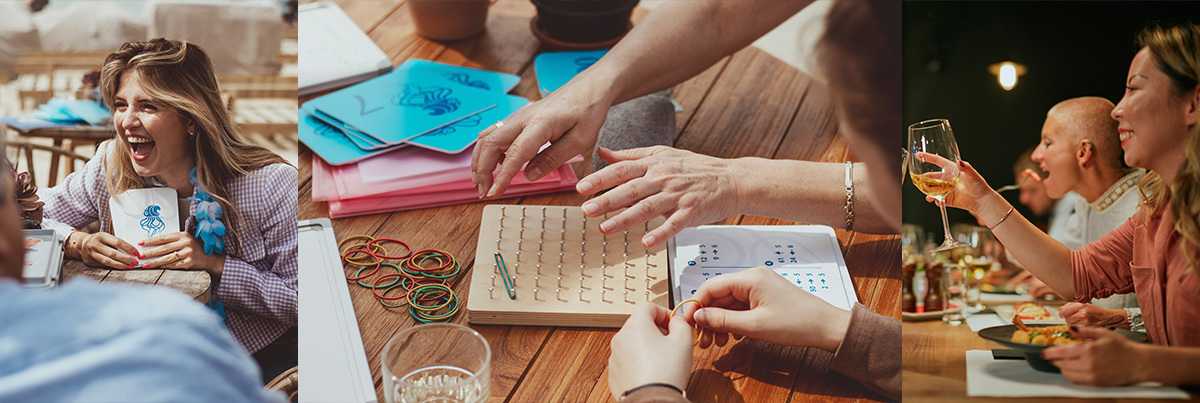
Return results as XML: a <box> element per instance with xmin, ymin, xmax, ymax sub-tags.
<box><xmin>1072</xmin><ymin>201</ymin><xmax>1200</xmax><ymax>347</ymax></box>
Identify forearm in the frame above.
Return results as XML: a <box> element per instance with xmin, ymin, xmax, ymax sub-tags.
<box><xmin>1133</xmin><ymin>345</ymin><xmax>1200</xmax><ymax>385</ymax></box>
<box><xmin>578</xmin><ymin>0</ymin><xmax>811</xmax><ymax>105</ymax></box>
<box><xmin>733</xmin><ymin>159</ymin><xmax>893</xmax><ymax>234</ymax></box>
<box><xmin>972</xmin><ymin>191</ymin><xmax>1075</xmax><ymax>298</ymax></box>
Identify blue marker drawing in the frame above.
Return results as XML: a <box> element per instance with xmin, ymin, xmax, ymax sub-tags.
<box><xmin>140</xmin><ymin>205</ymin><xmax>165</xmax><ymax>237</ymax></box>
<box><xmin>393</xmin><ymin>85</ymin><xmax>461</xmax><ymax>116</ymax></box>
<box><xmin>574</xmin><ymin>56</ymin><xmax>600</xmax><ymax>73</ymax></box>
<box><xmin>422</xmin><ymin>112</ymin><xmax>482</xmax><ymax>137</ymax></box>
<box><xmin>443</xmin><ymin>73</ymin><xmax>491</xmax><ymax>91</ymax></box>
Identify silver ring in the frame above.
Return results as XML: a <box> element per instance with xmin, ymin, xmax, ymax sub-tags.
<box><xmin>494</xmin><ymin>120</ymin><xmax>504</xmax><ymax>129</ymax></box>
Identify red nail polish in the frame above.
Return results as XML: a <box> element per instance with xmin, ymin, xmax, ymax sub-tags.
<box><xmin>124</xmin><ymin>265</ymin><xmax>133</xmax><ymax>270</ymax></box>
<box><xmin>138</xmin><ymin>241</ymin><xmax>144</xmax><ymax>246</ymax></box>
<box><xmin>142</xmin><ymin>263</ymin><xmax>150</xmax><ymax>268</ymax></box>
<box><xmin>133</xmin><ymin>260</ymin><xmax>139</xmax><ymax>265</ymax></box>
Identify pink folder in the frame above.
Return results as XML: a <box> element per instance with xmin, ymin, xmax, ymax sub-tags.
<box><xmin>325</xmin><ymin>164</ymin><xmax>579</xmax><ymax>218</ymax></box>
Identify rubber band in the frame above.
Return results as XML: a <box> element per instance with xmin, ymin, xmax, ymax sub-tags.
<box><xmin>372</xmin><ymin>273</ymin><xmax>408</xmax><ymax>300</ymax></box>
<box><xmin>405</xmin><ymin>249</ymin><xmax>453</xmax><ymax>272</ymax></box>
<box><xmin>369</xmin><ymin>238</ymin><xmax>413</xmax><ymax>260</ymax></box>
<box><xmin>408</xmin><ymin>283</ymin><xmax>454</xmax><ymax>311</ymax></box>
<box><xmin>494</xmin><ymin>252</ymin><xmax>517</xmax><ymax>299</ymax></box>
<box><xmin>338</xmin><ymin>235</ymin><xmax>376</xmax><ymax>253</ymax></box>
<box><xmin>378</xmin><ymin>284</ymin><xmax>410</xmax><ymax>308</ymax></box>
<box><xmin>345</xmin><ymin>254</ymin><xmax>381</xmax><ymax>281</ymax></box>
<box><xmin>418</xmin><ymin>256</ymin><xmax>461</xmax><ymax>279</ymax></box>
<box><xmin>358</xmin><ymin>263</ymin><xmax>402</xmax><ymax>288</ymax></box>
<box><xmin>403</xmin><ymin>254</ymin><xmax>446</xmax><ymax>274</ymax></box>
<box><xmin>410</xmin><ymin>296</ymin><xmax>459</xmax><ymax>323</ymax></box>
<box><xmin>342</xmin><ymin>244</ymin><xmax>384</xmax><ymax>265</ymax></box>
<box><xmin>672</xmin><ymin>299</ymin><xmax>706</xmax><ymax>345</ymax></box>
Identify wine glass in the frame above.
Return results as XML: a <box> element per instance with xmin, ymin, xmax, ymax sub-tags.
<box><xmin>908</xmin><ymin>118</ymin><xmax>968</xmax><ymax>252</ymax></box>
<box><xmin>901</xmin><ymin>148</ymin><xmax>909</xmax><ymax>184</ymax></box>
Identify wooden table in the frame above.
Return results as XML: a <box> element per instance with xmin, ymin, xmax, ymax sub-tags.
<box><xmin>62</xmin><ymin>259</ymin><xmax>211</xmax><ymax>303</ymax></box>
<box><xmin>902</xmin><ymin>319</ymin><xmax>1199</xmax><ymax>402</ymax></box>
<box><xmin>298</xmin><ymin>1</ymin><xmax>899</xmax><ymax>401</ymax></box>
<box><xmin>6</xmin><ymin>124</ymin><xmax>113</xmax><ymax>186</ymax></box>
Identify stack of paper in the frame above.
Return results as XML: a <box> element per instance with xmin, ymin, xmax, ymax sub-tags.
<box><xmin>302</xmin><ymin>59</ymin><xmax>581</xmax><ymax>218</ymax></box>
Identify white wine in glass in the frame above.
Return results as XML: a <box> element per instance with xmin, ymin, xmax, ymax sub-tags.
<box><xmin>908</xmin><ymin>118</ymin><xmax>968</xmax><ymax>252</ymax></box>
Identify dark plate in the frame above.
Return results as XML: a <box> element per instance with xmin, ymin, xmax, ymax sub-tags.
<box><xmin>978</xmin><ymin>325</ymin><xmax>1148</xmax><ymax>373</ymax></box>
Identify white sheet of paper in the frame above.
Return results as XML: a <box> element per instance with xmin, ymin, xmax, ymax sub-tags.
<box><xmin>109</xmin><ymin>187</ymin><xmax>180</xmax><ymax>265</ymax></box>
<box><xmin>668</xmin><ymin>225</ymin><xmax>858</xmax><ymax>311</ymax></box>
<box><xmin>965</xmin><ymin>350</ymin><xmax>1189</xmax><ymax>399</ymax></box>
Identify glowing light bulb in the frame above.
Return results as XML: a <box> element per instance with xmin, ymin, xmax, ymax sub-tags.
<box><xmin>998</xmin><ymin>62</ymin><xmax>1018</xmax><ymax>91</ymax></box>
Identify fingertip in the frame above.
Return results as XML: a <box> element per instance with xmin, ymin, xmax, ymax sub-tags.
<box><xmin>642</xmin><ymin>234</ymin><xmax>657</xmax><ymax>248</ymax></box>
<box><xmin>576</xmin><ymin>180</ymin><xmax>594</xmax><ymax>194</ymax></box>
<box><xmin>693</xmin><ymin>308</ymin><xmax>708</xmax><ymax>326</ymax></box>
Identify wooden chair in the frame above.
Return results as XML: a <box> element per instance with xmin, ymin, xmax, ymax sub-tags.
<box><xmin>264</xmin><ymin>366</ymin><xmax>298</xmax><ymax>402</ymax></box>
<box><xmin>4</xmin><ymin>138</ymin><xmax>92</xmax><ymax>188</ymax></box>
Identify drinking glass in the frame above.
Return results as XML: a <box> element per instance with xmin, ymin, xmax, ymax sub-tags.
<box><xmin>942</xmin><ymin>263</ymin><xmax>967</xmax><ymax>325</ymax></box>
<box><xmin>908</xmin><ymin>119</ymin><xmax>968</xmax><ymax>252</ymax></box>
<box><xmin>952</xmin><ymin>224</ymin><xmax>999</xmax><ymax>310</ymax></box>
<box><xmin>901</xmin><ymin>148</ymin><xmax>910</xmax><ymax>184</ymax></box>
<box><xmin>382</xmin><ymin>323</ymin><xmax>491</xmax><ymax>403</ymax></box>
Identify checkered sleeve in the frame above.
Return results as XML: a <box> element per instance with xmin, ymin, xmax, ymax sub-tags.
<box><xmin>213</xmin><ymin>164</ymin><xmax>299</xmax><ymax>352</ymax></box>
<box><xmin>40</xmin><ymin>141</ymin><xmax>112</xmax><ymax>237</ymax></box>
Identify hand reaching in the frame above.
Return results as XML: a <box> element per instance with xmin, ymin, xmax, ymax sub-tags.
<box><xmin>576</xmin><ymin>146</ymin><xmax>739</xmax><ymax>248</ymax></box>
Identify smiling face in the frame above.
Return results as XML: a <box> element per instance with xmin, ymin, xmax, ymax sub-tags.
<box><xmin>1112</xmin><ymin>47</ymin><xmax>1192</xmax><ymax>173</ymax></box>
<box><xmin>1031</xmin><ymin>114</ymin><xmax>1082</xmax><ymax>199</ymax></box>
<box><xmin>112</xmin><ymin>70</ymin><xmax>194</xmax><ymax>179</ymax></box>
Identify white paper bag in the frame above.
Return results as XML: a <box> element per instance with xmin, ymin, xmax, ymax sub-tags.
<box><xmin>109</xmin><ymin>187</ymin><xmax>180</xmax><ymax>265</ymax></box>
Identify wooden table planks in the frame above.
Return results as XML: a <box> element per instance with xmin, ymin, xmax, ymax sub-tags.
<box><xmin>61</xmin><ymin>259</ymin><xmax>211</xmax><ymax>302</ymax></box>
<box><xmin>298</xmin><ymin>1</ymin><xmax>898</xmax><ymax>402</ymax></box>
<box><xmin>902</xmin><ymin>320</ymin><xmax>1197</xmax><ymax>402</ymax></box>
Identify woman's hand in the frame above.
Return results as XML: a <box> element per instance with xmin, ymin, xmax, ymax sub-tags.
<box><xmin>471</xmin><ymin>82</ymin><xmax>615</xmax><ymax>199</ymax></box>
<box><xmin>73</xmin><ymin>231</ymin><xmax>140</xmax><ymax>269</ymax></box>
<box><xmin>138</xmin><ymin>231</ymin><xmax>225</xmax><ymax>275</ymax></box>
<box><xmin>691</xmin><ymin>266</ymin><xmax>851</xmax><ymax>352</ymax></box>
<box><xmin>922</xmin><ymin>159</ymin><xmax>1000</xmax><ymax>216</ymax></box>
<box><xmin>576</xmin><ymin>146</ymin><xmax>739</xmax><ymax>248</ymax></box>
<box><xmin>608</xmin><ymin>302</ymin><xmax>695</xmax><ymax>400</ymax></box>
<box><xmin>1042</xmin><ymin>326</ymin><xmax>1145</xmax><ymax>386</ymax></box>
<box><xmin>1058</xmin><ymin>302</ymin><xmax>1129</xmax><ymax>328</ymax></box>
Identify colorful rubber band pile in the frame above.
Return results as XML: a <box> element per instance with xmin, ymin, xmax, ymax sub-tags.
<box><xmin>338</xmin><ymin>235</ymin><xmax>462</xmax><ymax>323</ymax></box>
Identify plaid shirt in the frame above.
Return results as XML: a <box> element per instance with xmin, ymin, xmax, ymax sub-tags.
<box><xmin>41</xmin><ymin>141</ymin><xmax>298</xmax><ymax>353</ymax></box>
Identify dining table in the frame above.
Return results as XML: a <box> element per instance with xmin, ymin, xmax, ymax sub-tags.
<box><xmin>902</xmin><ymin>310</ymin><xmax>1200</xmax><ymax>401</ymax></box>
<box><xmin>61</xmin><ymin>259</ymin><xmax>211</xmax><ymax>303</ymax></box>
<box><xmin>298</xmin><ymin>1</ymin><xmax>900</xmax><ymax>402</ymax></box>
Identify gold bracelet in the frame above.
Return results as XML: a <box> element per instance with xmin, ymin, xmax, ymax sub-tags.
<box><xmin>988</xmin><ymin>207</ymin><xmax>1014</xmax><ymax>230</ymax></box>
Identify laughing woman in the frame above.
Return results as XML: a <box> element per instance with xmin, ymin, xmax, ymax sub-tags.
<box><xmin>932</xmin><ymin>23</ymin><xmax>1200</xmax><ymax>386</ymax></box>
<box><xmin>39</xmin><ymin>39</ymin><xmax>298</xmax><ymax>380</ymax></box>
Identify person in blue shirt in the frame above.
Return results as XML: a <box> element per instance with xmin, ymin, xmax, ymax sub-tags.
<box><xmin>0</xmin><ymin>135</ymin><xmax>282</xmax><ymax>402</ymax></box>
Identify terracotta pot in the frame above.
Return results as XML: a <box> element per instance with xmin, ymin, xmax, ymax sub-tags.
<box><xmin>531</xmin><ymin>0</ymin><xmax>638</xmax><ymax>44</ymax></box>
<box><xmin>408</xmin><ymin>0</ymin><xmax>490</xmax><ymax>42</ymax></box>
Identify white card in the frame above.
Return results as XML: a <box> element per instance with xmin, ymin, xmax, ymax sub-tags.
<box><xmin>109</xmin><ymin>187</ymin><xmax>180</xmax><ymax>265</ymax></box>
<box><xmin>668</xmin><ymin>225</ymin><xmax>858</xmax><ymax>311</ymax></box>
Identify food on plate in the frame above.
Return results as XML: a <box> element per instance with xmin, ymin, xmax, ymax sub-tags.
<box><xmin>1013</xmin><ymin>302</ymin><xmax>1052</xmax><ymax>320</ymax></box>
<box><xmin>1011</xmin><ymin>317</ymin><xmax>1081</xmax><ymax>345</ymax></box>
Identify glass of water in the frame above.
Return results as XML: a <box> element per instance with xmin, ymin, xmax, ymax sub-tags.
<box><xmin>941</xmin><ymin>263</ymin><xmax>967</xmax><ymax>325</ymax></box>
<box><xmin>382</xmin><ymin>323</ymin><xmax>491</xmax><ymax>403</ymax></box>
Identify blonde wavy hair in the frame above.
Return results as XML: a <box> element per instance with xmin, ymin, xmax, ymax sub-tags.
<box><xmin>100</xmin><ymin>38</ymin><xmax>289</xmax><ymax>253</ymax></box>
<box><xmin>1133</xmin><ymin>23</ymin><xmax>1200</xmax><ymax>273</ymax></box>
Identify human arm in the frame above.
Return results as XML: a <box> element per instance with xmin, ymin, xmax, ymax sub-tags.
<box><xmin>577</xmin><ymin>147</ymin><xmax>893</xmax><ymax>248</ymax></box>
<box><xmin>212</xmin><ymin>166</ymin><xmax>298</xmax><ymax>326</ymax></box>
<box><xmin>934</xmin><ymin>160</ymin><xmax>1076</xmax><ymax>298</ymax></box>
<box><xmin>690</xmin><ymin>267</ymin><xmax>899</xmax><ymax>400</ymax></box>
<box><xmin>608</xmin><ymin>302</ymin><xmax>693</xmax><ymax>402</ymax></box>
<box><xmin>472</xmin><ymin>0</ymin><xmax>813</xmax><ymax>198</ymax></box>
<box><xmin>1042</xmin><ymin>326</ymin><xmax>1200</xmax><ymax>386</ymax></box>
<box><xmin>40</xmin><ymin>141</ymin><xmax>140</xmax><ymax>269</ymax></box>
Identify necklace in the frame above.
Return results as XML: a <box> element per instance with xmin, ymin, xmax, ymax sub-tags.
<box><xmin>1090</xmin><ymin>170</ymin><xmax>1145</xmax><ymax>212</ymax></box>
<box><xmin>189</xmin><ymin>168</ymin><xmax>226</xmax><ymax>255</ymax></box>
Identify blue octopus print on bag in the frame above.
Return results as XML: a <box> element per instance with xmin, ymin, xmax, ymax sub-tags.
<box><xmin>140</xmin><ymin>205</ymin><xmax>166</xmax><ymax>237</ymax></box>
<box><xmin>574</xmin><ymin>56</ymin><xmax>601</xmax><ymax>73</ymax></box>
<box><xmin>393</xmin><ymin>85</ymin><xmax>461</xmax><ymax>116</ymax></box>
<box><xmin>443</xmin><ymin>73</ymin><xmax>491</xmax><ymax>91</ymax></box>
<box><xmin>423</xmin><ymin>112</ymin><xmax>483</xmax><ymax>137</ymax></box>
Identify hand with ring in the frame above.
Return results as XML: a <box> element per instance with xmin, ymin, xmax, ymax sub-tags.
<box><xmin>138</xmin><ymin>231</ymin><xmax>226</xmax><ymax>275</ymax></box>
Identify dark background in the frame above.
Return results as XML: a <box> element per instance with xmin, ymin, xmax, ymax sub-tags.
<box><xmin>901</xmin><ymin>1</ymin><xmax>1200</xmax><ymax>241</ymax></box>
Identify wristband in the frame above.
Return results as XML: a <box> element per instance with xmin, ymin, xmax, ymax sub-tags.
<box><xmin>620</xmin><ymin>383</ymin><xmax>685</xmax><ymax>400</ymax></box>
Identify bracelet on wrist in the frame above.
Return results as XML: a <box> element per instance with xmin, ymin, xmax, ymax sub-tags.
<box><xmin>621</xmin><ymin>383</ymin><xmax>685</xmax><ymax>400</ymax></box>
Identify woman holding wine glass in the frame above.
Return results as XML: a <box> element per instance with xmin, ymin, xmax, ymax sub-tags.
<box><xmin>930</xmin><ymin>23</ymin><xmax>1200</xmax><ymax>386</ymax></box>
